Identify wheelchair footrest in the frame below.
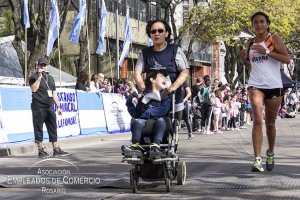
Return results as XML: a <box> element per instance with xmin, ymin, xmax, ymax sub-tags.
<box><xmin>121</xmin><ymin>157</ymin><xmax>144</xmax><ymax>164</ymax></box>
<box><xmin>152</xmin><ymin>153</ymin><xmax>179</xmax><ymax>163</ymax></box>
<box><xmin>122</xmin><ymin>150</ymin><xmax>143</xmax><ymax>158</ymax></box>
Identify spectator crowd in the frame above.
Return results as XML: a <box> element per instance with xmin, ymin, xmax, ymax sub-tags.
<box><xmin>75</xmin><ymin>71</ymin><xmax>299</xmax><ymax>136</ymax></box>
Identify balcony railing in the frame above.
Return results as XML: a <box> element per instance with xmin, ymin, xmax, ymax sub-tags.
<box><xmin>186</xmin><ymin>52</ymin><xmax>211</xmax><ymax>63</ymax></box>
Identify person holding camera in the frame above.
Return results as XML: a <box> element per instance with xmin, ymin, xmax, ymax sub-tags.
<box><xmin>29</xmin><ymin>57</ymin><xmax>68</xmax><ymax>158</ymax></box>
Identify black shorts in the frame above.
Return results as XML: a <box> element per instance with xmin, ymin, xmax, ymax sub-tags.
<box><xmin>247</xmin><ymin>86</ymin><xmax>283</xmax><ymax>99</ymax></box>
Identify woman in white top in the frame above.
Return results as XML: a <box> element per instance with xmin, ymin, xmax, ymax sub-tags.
<box><xmin>240</xmin><ymin>12</ymin><xmax>290</xmax><ymax>172</ymax></box>
<box><xmin>89</xmin><ymin>74</ymin><xmax>100</xmax><ymax>92</ymax></box>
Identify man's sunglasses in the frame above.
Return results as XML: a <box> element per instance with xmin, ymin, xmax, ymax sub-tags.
<box><xmin>150</xmin><ymin>29</ymin><xmax>165</xmax><ymax>34</ymax></box>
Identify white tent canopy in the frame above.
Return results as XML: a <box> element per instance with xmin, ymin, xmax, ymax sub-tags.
<box><xmin>0</xmin><ymin>35</ymin><xmax>76</xmax><ymax>87</ymax></box>
<box><xmin>232</xmin><ymin>32</ymin><xmax>254</xmax><ymax>41</ymax></box>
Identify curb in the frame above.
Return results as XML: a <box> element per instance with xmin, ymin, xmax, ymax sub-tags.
<box><xmin>0</xmin><ymin>132</ymin><xmax>132</xmax><ymax>157</ymax></box>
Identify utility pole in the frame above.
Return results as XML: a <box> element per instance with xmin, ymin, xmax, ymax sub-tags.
<box><xmin>115</xmin><ymin>0</ymin><xmax>120</xmax><ymax>79</ymax></box>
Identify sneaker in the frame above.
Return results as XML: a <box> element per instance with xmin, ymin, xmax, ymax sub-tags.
<box><xmin>150</xmin><ymin>143</ymin><xmax>161</xmax><ymax>152</ymax></box>
<box><xmin>251</xmin><ymin>158</ymin><xmax>264</xmax><ymax>172</ymax></box>
<box><xmin>266</xmin><ymin>150</ymin><xmax>275</xmax><ymax>171</ymax></box>
<box><xmin>149</xmin><ymin>143</ymin><xmax>166</xmax><ymax>159</ymax></box>
<box><xmin>206</xmin><ymin>130</ymin><xmax>214</xmax><ymax>135</ymax></box>
<box><xmin>121</xmin><ymin>143</ymin><xmax>144</xmax><ymax>151</ymax></box>
<box><xmin>129</xmin><ymin>143</ymin><xmax>144</xmax><ymax>151</ymax></box>
<box><xmin>121</xmin><ymin>143</ymin><xmax>144</xmax><ymax>157</ymax></box>
<box><xmin>53</xmin><ymin>147</ymin><xmax>69</xmax><ymax>157</ymax></box>
<box><xmin>188</xmin><ymin>133</ymin><xmax>194</xmax><ymax>140</ymax></box>
<box><xmin>38</xmin><ymin>148</ymin><xmax>50</xmax><ymax>158</ymax></box>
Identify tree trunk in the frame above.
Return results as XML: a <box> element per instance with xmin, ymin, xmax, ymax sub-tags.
<box><xmin>8</xmin><ymin>0</ymin><xmax>71</xmax><ymax>83</ymax></box>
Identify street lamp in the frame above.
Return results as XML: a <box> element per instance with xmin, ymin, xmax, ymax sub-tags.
<box><xmin>233</xmin><ymin>32</ymin><xmax>254</xmax><ymax>87</ymax></box>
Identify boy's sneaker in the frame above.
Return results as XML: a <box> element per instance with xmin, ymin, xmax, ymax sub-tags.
<box><xmin>149</xmin><ymin>143</ymin><xmax>166</xmax><ymax>159</ymax></box>
<box><xmin>251</xmin><ymin>158</ymin><xmax>264</xmax><ymax>172</ymax></box>
<box><xmin>121</xmin><ymin>143</ymin><xmax>144</xmax><ymax>157</ymax></box>
<box><xmin>129</xmin><ymin>143</ymin><xmax>144</xmax><ymax>151</ymax></box>
<box><xmin>38</xmin><ymin>148</ymin><xmax>50</xmax><ymax>158</ymax></box>
<box><xmin>266</xmin><ymin>150</ymin><xmax>275</xmax><ymax>171</ymax></box>
<box><xmin>53</xmin><ymin>147</ymin><xmax>69</xmax><ymax>157</ymax></box>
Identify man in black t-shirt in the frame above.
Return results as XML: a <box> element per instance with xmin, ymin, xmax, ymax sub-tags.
<box><xmin>29</xmin><ymin>57</ymin><xmax>68</xmax><ymax>158</ymax></box>
<box><xmin>191</xmin><ymin>77</ymin><xmax>202</xmax><ymax>131</ymax></box>
<box><xmin>191</xmin><ymin>77</ymin><xmax>202</xmax><ymax>100</ymax></box>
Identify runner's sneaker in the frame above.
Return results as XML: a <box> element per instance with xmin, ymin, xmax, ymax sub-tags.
<box><xmin>53</xmin><ymin>147</ymin><xmax>69</xmax><ymax>157</ymax></box>
<box><xmin>38</xmin><ymin>148</ymin><xmax>50</xmax><ymax>158</ymax></box>
<box><xmin>266</xmin><ymin>150</ymin><xmax>275</xmax><ymax>171</ymax></box>
<box><xmin>251</xmin><ymin>158</ymin><xmax>264</xmax><ymax>172</ymax></box>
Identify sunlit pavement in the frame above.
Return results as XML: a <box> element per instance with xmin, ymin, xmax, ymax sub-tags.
<box><xmin>0</xmin><ymin>116</ymin><xmax>299</xmax><ymax>199</ymax></box>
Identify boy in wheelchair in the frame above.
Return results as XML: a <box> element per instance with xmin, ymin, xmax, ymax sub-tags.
<box><xmin>122</xmin><ymin>71</ymin><xmax>171</xmax><ymax>159</ymax></box>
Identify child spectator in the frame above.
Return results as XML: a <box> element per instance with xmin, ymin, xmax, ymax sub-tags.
<box><xmin>239</xmin><ymin>94</ymin><xmax>247</xmax><ymax>129</ymax></box>
<box><xmin>228</xmin><ymin>94</ymin><xmax>240</xmax><ymax>131</ymax></box>
<box><xmin>213</xmin><ymin>90</ymin><xmax>224</xmax><ymax>133</ymax></box>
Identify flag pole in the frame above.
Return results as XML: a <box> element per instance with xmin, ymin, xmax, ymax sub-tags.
<box><xmin>107</xmin><ymin>37</ymin><xmax>113</xmax><ymax>82</ymax></box>
<box><xmin>24</xmin><ymin>28</ymin><xmax>28</xmax><ymax>86</ymax></box>
<box><xmin>86</xmin><ymin>14</ymin><xmax>91</xmax><ymax>79</ymax></box>
<box><xmin>130</xmin><ymin>42</ymin><xmax>134</xmax><ymax>80</ymax></box>
<box><xmin>115</xmin><ymin>1</ymin><xmax>119</xmax><ymax>79</ymax></box>
<box><xmin>57</xmin><ymin>34</ymin><xmax>62</xmax><ymax>88</ymax></box>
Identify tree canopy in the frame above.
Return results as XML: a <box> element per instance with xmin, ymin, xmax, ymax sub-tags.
<box><xmin>181</xmin><ymin>0</ymin><xmax>300</xmax><ymax>84</ymax></box>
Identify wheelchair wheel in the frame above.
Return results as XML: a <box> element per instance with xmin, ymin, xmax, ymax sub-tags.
<box><xmin>177</xmin><ymin>160</ymin><xmax>186</xmax><ymax>185</ymax></box>
<box><xmin>171</xmin><ymin>161</ymin><xmax>177</xmax><ymax>180</ymax></box>
<box><xmin>165</xmin><ymin>173</ymin><xmax>171</xmax><ymax>192</ymax></box>
<box><xmin>130</xmin><ymin>170</ymin><xmax>138</xmax><ymax>193</ymax></box>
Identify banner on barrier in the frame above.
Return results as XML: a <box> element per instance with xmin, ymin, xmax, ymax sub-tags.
<box><xmin>56</xmin><ymin>88</ymin><xmax>80</xmax><ymax>137</ymax></box>
<box><xmin>76</xmin><ymin>91</ymin><xmax>107</xmax><ymax>134</ymax></box>
<box><xmin>102</xmin><ymin>93</ymin><xmax>131</xmax><ymax>133</ymax></box>
<box><xmin>0</xmin><ymin>92</ymin><xmax>8</xmax><ymax>143</ymax></box>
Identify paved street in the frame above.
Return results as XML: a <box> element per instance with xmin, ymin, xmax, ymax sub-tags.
<box><xmin>0</xmin><ymin>117</ymin><xmax>300</xmax><ymax>200</ymax></box>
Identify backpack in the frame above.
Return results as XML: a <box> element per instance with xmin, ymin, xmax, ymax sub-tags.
<box><xmin>191</xmin><ymin>84</ymin><xmax>200</xmax><ymax>99</ymax></box>
<box><xmin>202</xmin><ymin>87</ymin><xmax>214</xmax><ymax>106</ymax></box>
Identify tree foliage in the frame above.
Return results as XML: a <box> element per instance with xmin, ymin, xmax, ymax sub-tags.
<box><xmin>7</xmin><ymin>0</ymin><xmax>73</xmax><ymax>81</ymax></box>
<box><xmin>182</xmin><ymin>0</ymin><xmax>300</xmax><ymax>84</ymax></box>
<box><xmin>0</xmin><ymin>10</ymin><xmax>14</xmax><ymax>37</ymax></box>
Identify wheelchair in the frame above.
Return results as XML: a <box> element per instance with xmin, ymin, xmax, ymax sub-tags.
<box><xmin>121</xmin><ymin>95</ymin><xmax>186</xmax><ymax>193</ymax></box>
